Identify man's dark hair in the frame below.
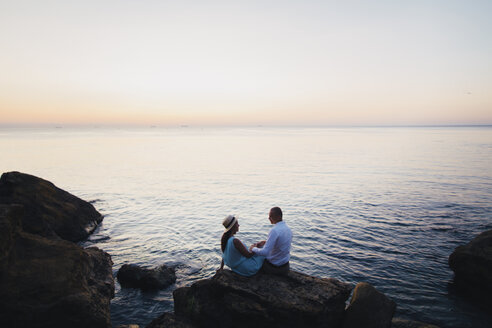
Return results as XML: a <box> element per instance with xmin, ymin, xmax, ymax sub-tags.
<box><xmin>270</xmin><ymin>207</ymin><xmax>283</xmax><ymax>220</ymax></box>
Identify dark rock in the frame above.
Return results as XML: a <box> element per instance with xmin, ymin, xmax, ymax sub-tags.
<box><xmin>146</xmin><ymin>312</ymin><xmax>197</xmax><ymax>328</ymax></box>
<box><xmin>0</xmin><ymin>171</ymin><xmax>103</xmax><ymax>242</ymax></box>
<box><xmin>173</xmin><ymin>269</ymin><xmax>352</xmax><ymax>328</ymax></box>
<box><xmin>448</xmin><ymin>230</ymin><xmax>492</xmax><ymax>295</ymax></box>
<box><xmin>343</xmin><ymin>282</ymin><xmax>396</xmax><ymax>328</ymax></box>
<box><xmin>0</xmin><ymin>204</ymin><xmax>114</xmax><ymax>328</ymax></box>
<box><xmin>117</xmin><ymin>264</ymin><xmax>176</xmax><ymax>290</ymax></box>
<box><xmin>392</xmin><ymin>318</ymin><xmax>440</xmax><ymax>328</ymax></box>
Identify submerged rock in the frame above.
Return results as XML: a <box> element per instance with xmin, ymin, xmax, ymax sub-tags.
<box><xmin>448</xmin><ymin>230</ymin><xmax>492</xmax><ymax>295</ymax></box>
<box><xmin>0</xmin><ymin>204</ymin><xmax>114</xmax><ymax>328</ymax></box>
<box><xmin>343</xmin><ymin>282</ymin><xmax>396</xmax><ymax>328</ymax></box>
<box><xmin>146</xmin><ymin>312</ymin><xmax>196</xmax><ymax>328</ymax></box>
<box><xmin>0</xmin><ymin>171</ymin><xmax>103</xmax><ymax>242</ymax></box>
<box><xmin>392</xmin><ymin>318</ymin><xmax>440</xmax><ymax>328</ymax></box>
<box><xmin>117</xmin><ymin>264</ymin><xmax>176</xmax><ymax>290</ymax></box>
<box><xmin>173</xmin><ymin>269</ymin><xmax>352</xmax><ymax>328</ymax></box>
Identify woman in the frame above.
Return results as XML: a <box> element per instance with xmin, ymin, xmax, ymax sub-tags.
<box><xmin>219</xmin><ymin>215</ymin><xmax>265</xmax><ymax>276</ymax></box>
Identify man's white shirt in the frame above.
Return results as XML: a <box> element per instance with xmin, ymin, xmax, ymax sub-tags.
<box><xmin>252</xmin><ymin>220</ymin><xmax>292</xmax><ymax>266</ymax></box>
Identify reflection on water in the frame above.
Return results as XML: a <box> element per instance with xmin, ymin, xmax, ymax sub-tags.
<box><xmin>1</xmin><ymin>127</ymin><xmax>491</xmax><ymax>327</ymax></box>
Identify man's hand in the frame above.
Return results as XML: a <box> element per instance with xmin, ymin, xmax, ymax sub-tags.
<box><xmin>249</xmin><ymin>240</ymin><xmax>266</xmax><ymax>251</ymax></box>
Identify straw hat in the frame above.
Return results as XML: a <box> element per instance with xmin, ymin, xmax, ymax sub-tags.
<box><xmin>222</xmin><ymin>215</ymin><xmax>238</xmax><ymax>232</ymax></box>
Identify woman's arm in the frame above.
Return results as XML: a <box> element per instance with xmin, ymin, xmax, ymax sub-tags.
<box><xmin>218</xmin><ymin>259</ymin><xmax>224</xmax><ymax>271</ymax></box>
<box><xmin>233</xmin><ymin>238</ymin><xmax>254</xmax><ymax>258</ymax></box>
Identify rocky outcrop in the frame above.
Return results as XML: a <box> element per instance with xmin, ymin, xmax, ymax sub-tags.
<box><xmin>117</xmin><ymin>264</ymin><xmax>176</xmax><ymax>290</ymax></box>
<box><xmin>392</xmin><ymin>318</ymin><xmax>440</xmax><ymax>328</ymax></box>
<box><xmin>0</xmin><ymin>173</ymin><xmax>114</xmax><ymax>328</ymax></box>
<box><xmin>173</xmin><ymin>269</ymin><xmax>352</xmax><ymax>328</ymax></box>
<box><xmin>343</xmin><ymin>282</ymin><xmax>396</xmax><ymax>328</ymax></box>
<box><xmin>0</xmin><ymin>205</ymin><xmax>114</xmax><ymax>328</ymax></box>
<box><xmin>0</xmin><ymin>171</ymin><xmax>103</xmax><ymax>242</ymax></box>
<box><xmin>448</xmin><ymin>230</ymin><xmax>492</xmax><ymax>295</ymax></box>
<box><xmin>146</xmin><ymin>313</ymin><xmax>196</xmax><ymax>328</ymax></box>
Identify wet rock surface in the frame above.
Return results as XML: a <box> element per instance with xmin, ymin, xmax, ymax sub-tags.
<box><xmin>117</xmin><ymin>263</ymin><xmax>176</xmax><ymax>290</ymax></box>
<box><xmin>0</xmin><ymin>171</ymin><xmax>103</xmax><ymax>242</ymax></box>
<box><xmin>343</xmin><ymin>282</ymin><xmax>396</xmax><ymax>328</ymax></box>
<box><xmin>146</xmin><ymin>312</ymin><xmax>197</xmax><ymax>328</ymax></box>
<box><xmin>391</xmin><ymin>318</ymin><xmax>440</xmax><ymax>328</ymax></box>
<box><xmin>173</xmin><ymin>269</ymin><xmax>352</xmax><ymax>328</ymax></box>
<box><xmin>448</xmin><ymin>229</ymin><xmax>492</xmax><ymax>296</ymax></box>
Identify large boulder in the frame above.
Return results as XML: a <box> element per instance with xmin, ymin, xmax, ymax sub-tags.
<box><xmin>117</xmin><ymin>264</ymin><xmax>176</xmax><ymax>290</ymax></box>
<box><xmin>173</xmin><ymin>269</ymin><xmax>352</xmax><ymax>328</ymax></box>
<box><xmin>448</xmin><ymin>230</ymin><xmax>492</xmax><ymax>295</ymax></box>
<box><xmin>343</xmin><ymin>282</ymin><xmax>396</xmax><ymax>328</ymax></box>
<box><xmin>0</xmin><ymin>171</ymin><xmax>103</xmax><ymax>242</ymax></box>
<box><xmin>0</xmin><ymin>204</ymin><xmax>114</xmax><ymax>328</ymax></box>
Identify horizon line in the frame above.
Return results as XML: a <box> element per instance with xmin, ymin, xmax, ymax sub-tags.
<box><xmin>1</xmin><ymin>123</ymin><xmax>492</xmax><ymax>129</ymax></box>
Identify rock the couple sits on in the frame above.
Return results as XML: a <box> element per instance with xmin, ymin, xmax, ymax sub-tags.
<box><xmin>220</xmin><ymin>207</ymin><xmax>293</xmax><ymax>276</ymax></box>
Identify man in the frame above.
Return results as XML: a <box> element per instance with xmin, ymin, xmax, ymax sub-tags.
<box><xmin>250</xmin><ymin>207</ymin><xmax>292</xmax><ymax>275</ymax></box>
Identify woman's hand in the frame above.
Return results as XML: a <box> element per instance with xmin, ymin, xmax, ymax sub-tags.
<box><xmin>249</xmin><ymin>240</ymin><xmax>265</xmax><ymax>251</ymax></box>
<box><xmin>217</xmin><ymin>259</ymin><xmax>224</xmax><ymax>272</ymax></box>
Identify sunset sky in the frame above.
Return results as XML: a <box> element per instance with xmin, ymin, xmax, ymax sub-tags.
<box><xmin>1</xmin><ymin>0</ymin><xmax>491</xmax><ymax>126</ymax></box>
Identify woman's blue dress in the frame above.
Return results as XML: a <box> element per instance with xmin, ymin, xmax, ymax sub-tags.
<box><xmin>223</xmin><ymin>236</ymin><xmax>265</xmax><ymax>276</ymax></box>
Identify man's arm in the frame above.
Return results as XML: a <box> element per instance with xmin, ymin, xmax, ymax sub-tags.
<box><xmin>252</xmin><ymin>230</ymin><xmax>278</xmax><ymax>257</ymax></box>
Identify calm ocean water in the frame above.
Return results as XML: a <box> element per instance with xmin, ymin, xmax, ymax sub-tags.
<box><xmin>1</xmin><ymin>126</ymin><xmax>491</xmax><ymax>327</ymax></box>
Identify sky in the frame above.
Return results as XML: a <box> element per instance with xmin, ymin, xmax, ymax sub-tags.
<box><xmin>1</xmin><ymin>0</ymin><xmax>491</xmax><ymax>126</ymax></box>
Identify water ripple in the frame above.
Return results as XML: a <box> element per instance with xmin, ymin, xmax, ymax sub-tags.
<box><xmin>4</xmin><ymin>127</ymin><xmax>491</xmax><ymax>328</ymax></box>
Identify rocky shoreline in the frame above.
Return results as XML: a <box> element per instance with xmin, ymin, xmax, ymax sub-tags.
<box><xmin>2</xmin><ymin>171</ymin><xmax>489</xmax><ymax>327</ymax></box>
<box><xmin>448</xmin><ymin>229</ymin><xmax>492</xmax><ymax>299</ymax></box>
<box><xmin>143</xmin><ymin>271</ymin><xmax>438</xmax><ymax>328</ymax></box>
<box><xmin>0</xmin><ymin>172</ymin><xmax>114</xmax><ymax>328</ymax></box>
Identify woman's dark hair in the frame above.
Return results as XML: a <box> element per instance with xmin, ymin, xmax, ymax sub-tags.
<box><xmin>221</xmin><ymin>224</ymin><xmax>236</xmax><ymax>252</ymax></box>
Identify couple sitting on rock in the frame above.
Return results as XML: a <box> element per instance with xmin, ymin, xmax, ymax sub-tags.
<box><xmin>219</xmin><ymin>207</ymin><xmax>292</xmax><ymax>276</ymax></box>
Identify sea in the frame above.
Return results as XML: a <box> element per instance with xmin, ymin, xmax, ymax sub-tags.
<box><xmin>1</xmin><ymin>126</ymin><xmax>491</xmax><ymax>327</ymax></box>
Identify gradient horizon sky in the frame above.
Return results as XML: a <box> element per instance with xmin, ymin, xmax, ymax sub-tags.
<box><xmin>1</xmin><ymin>0</ymin><xmax>491</xmax><ymax>126</ymax></box>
